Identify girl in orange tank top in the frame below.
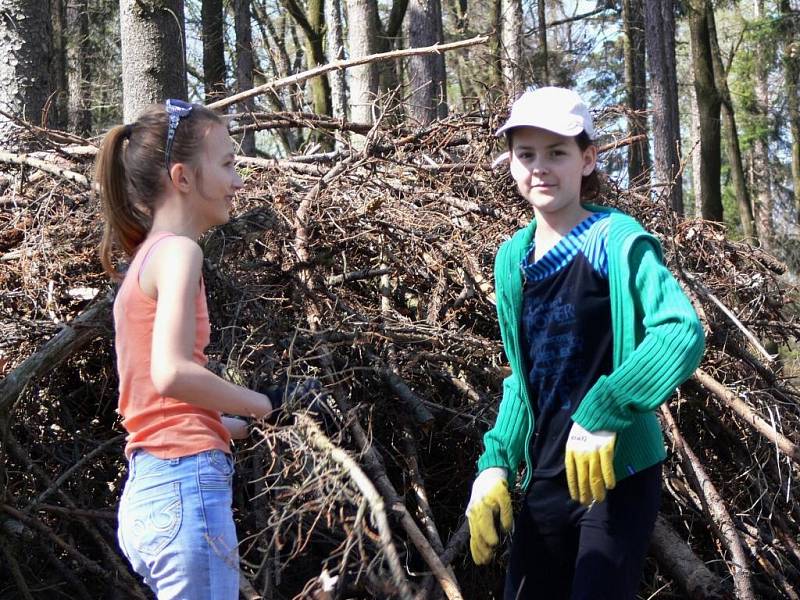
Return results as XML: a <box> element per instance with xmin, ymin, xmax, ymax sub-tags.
<box><xmin>96</xmin><ymin>100</ymin><xmax>277</xmax><ymax>600</ymax></box>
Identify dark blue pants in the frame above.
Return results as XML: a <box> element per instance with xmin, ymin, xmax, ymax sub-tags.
<box><xmin>504</xmin><ymin>463</ymin><xmax>661</xmax><ymax>600</ymax></box>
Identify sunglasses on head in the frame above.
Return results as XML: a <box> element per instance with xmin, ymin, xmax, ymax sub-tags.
<box><xmin>164</xmin><ymin>99</ymin><xmax>193</xmax><ymax>171</ymax></box>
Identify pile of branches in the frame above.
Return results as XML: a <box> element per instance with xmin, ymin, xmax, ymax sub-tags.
<box><xmin>1</xmin><ymin>98</ymin><xmax>800</xmax><ymax>600</ymax></box>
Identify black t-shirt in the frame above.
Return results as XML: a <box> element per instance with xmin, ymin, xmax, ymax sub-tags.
<box><xmin>519</xmin><ymin>213</ymin><xmax>614</xmax><ymax>477</ymax></box>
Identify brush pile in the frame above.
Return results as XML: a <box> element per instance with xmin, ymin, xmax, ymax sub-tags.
<box><xmin>1</xmin><ymin>101</ymin><xmax>799</xmax><ymax>600</ymax></box>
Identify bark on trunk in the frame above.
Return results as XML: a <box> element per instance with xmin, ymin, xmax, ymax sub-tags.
<box><xmin>749</xmin><ymin>0</ymin><xmax>774</xmax><ymax>244</ymax></box>
<box><xmin>688</xmin><ymin>0</ymin><xmax>722</xmax><ymax>223</ymax></box>
<box><xmin>0</xmin><ymin>0</ymin><xmax>52</xmax><ymax>146</ymax></box>
<box><xmin>120</xmin><ymin>0</ymin><xmax>187</xmax><ymax>123</ymax></box>
<box><xmin>325</xmin><ymin>0</ymin><xmax>347</xmax><ymax>120</ymax></box>
<box><xmin>346</xmin><ymin>0</ymin><xmax>380</xmax><ymax>125</ymax></box>
<box><xmin>644</xmin><ymin>0</ymin><xmax>683</xmax><ymax>214</ymax></box>
<box><xmin>202</xmin><ymin>0</ymin><xmax>227</xmax><ymax>102</ymax></box>
<box><xmin>282</xmin><ymin>0</ymin><xmax>332</xmax><ymax>118</ymax></box>
<box><xmin>536</xmin><ymin>0</ymin><xmax>549</xmax><ymax>85</ymax></box>
<box><xmin>499</xmin><ymin>0</ymin><xmax>523</xmax><ymax>97</ymax></box>
<box><xmin>708</xmin><ymin>3</ymin><xmax>755</xmax><ymax>240</ymax></box>
<box><xmin>690</xmin><ymin>87</ymin><xmax>703</xmax><ymax>217</ymax></box>
<box><xmin>622</xmin><ymin>0</ymin><xmax>650</xmax><ymax>186</ymax></box>
<box><xmin>66</xmin><ymin>0</ymin><xmax>91</xmax><ymax>134</ymax></box>
<box><xmin>779</xmin><ymin>0</ymin><xmax>800</xmax><ymax>222</ymax></box>
<box><xmin>405</xmin><ymin>0</ymin><xmax>447</xmax><ymax>124</ymax></box>
<box><xmin>50</xmin><ymin>0</ymin><xmax>67</xmax><ymax>130</ymax></box>
<box><xmin>234</xmin><ymin>0</ymin><xmax>256</xmax><ymax>155</ymax></box>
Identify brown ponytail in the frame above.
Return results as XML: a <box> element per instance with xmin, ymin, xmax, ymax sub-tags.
<box><xmin>96</xmin><ymin>124</ymin><xmax>149</xmax><ymax>279</ymax></box>
<box><xmin>95</xmin><ymin>103</ymin><xmax>224</xmax><ymax>279</ymax></box>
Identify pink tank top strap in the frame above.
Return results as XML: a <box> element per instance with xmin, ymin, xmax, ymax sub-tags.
<box><xmin>133</xmin><ymin>232</ymin><xmax>177</xmax><ymax>286</ymax></box>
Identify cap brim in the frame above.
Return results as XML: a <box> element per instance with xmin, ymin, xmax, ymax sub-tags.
<box><xmin>495</xmin><ymin>119</ymin><xmax>586</xmax><ymax>138</ymax></box>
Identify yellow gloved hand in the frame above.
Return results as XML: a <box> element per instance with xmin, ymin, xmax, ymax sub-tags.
<box><xmin>466</xmin><ymin>467</ymin><xmax>512</xmax><ymax>565</ymax></box>
<box><xmin>565</xmin><ymin>422</ymin><xmax>617</xmax><ymax>506</ymax></box>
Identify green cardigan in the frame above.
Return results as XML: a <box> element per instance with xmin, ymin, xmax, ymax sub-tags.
<box><xmin>477</xmin><ymin>207</ymin><xmax>705</xmax><ymax>490</ymax></box>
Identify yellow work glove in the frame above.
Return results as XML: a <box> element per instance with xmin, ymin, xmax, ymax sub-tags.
<box><xmin>565</xmin><ymin>422</ymin><xmax>617</xmax><ymax>505</ymax></box>
<box><xmin>466</xmin><ymin>467</ymin><xmax>512</xmax><ymax>565</ymax></box>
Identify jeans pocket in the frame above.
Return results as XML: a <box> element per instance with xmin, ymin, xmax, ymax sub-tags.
<box><xmin>200</xmin><ymin>451</ymin><xmax>234</xmax><ymax>489</ymax></box>
<box><xmin>122</xmin><ymin>480</ymin><xmax>183</xmax><ymax>556</ymax></box>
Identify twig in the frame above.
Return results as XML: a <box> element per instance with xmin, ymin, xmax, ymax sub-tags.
<box><xmin>4</xmin><ymin>434</ymin><xmax>149</xmax><ymax>599</ymax></box>
<box><xmin>326</xmin><ymin>268</ymin><xmax>391</xmax><ymax>286</ymax></box>
<box><xmin>0</xmin><ymin>291</ymin><xmax>113</xmax><ymax>414</ymax></box>
<box><xmin>226</xmin><ymin>111</ymin><xmax>375</xmax><ymax>135</ymax></box>
<box><xmin>208</xmin><ymin>36</ymin><xmax>489</xmax><ymax>111</ymax></box>
<box><xmin>0</xmin><ymin>536</ymin><xmax>35</xmax><ymax>600</ymax></box>
<box><xmin>693</xmin><ymin>369</ymin><xmax>800</xmax><ymax>465</ymax></box>
<box><xmin>235</xmin><ymin>155</ymin><xmax>327</xmax><ymax>175</ymax></box>
<box><xmin>294</xmin><ymin>414</ymin><xmax>414</xmax><ymax>600</ymax></box>
<box><xmin>0</xmin><ymin>151</ymin><xmax>91</xmax><ymax>188</ymax></box>
<box><xmin>661</xmin><ymin>404</ymin><xmax>754</xmax><ymax>600</ymax></box>
<box><xmin>0</xmin><ymin>503</ymin><xmax>108</xmax><ymax>576</ymax></box>
<box><xmin>32</xmin><ymin>504</ymin><xmax>117</xmax><ymax>521</ymax></box>
<box><xmin>684</xmin><ymin>272</ymin><xmax>776</xmax><ymax>362</ymax></box>
<box><xmin>25</xmin><ymin>434</ymin><xmax>125</xmax><ymax>511</ymax></box>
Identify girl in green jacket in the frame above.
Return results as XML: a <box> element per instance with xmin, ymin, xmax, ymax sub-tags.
<box><xmin>465</xmin><ymin>87</ymin><xmax>704</xmax><ymax>600</ymax></box>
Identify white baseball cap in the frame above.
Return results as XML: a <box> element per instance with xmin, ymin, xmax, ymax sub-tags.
<box><xmin>495</xmin><ymin>86</ymin><xmax>595</xmax><ymax>139</ymax></box>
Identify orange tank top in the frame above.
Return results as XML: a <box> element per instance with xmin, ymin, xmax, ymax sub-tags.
<box><xmin>113</xmin><ymin>232</ymin><xmax>231</xmax><ymax>459</ymax></box>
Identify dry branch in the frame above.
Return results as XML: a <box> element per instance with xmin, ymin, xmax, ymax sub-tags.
<box><xmin>0</xmin><ymin>292</ymin><xmax>112</xmax><ymax>414</ymax></box>
<box><xmin>0</xmin><ymin>151</ymin><xmax>91</xmax><ymax>188</ymax></box>
<box><xmin>207</xmin><ymin>36</ymin><xmax>489</xmax><ymax>111</ymax></box>
<box><xmin>661</xmin><ymin>404</ymin><xmax>754</xmax><ymax>600</ymax></box>
<box><xmin>693</xmin><ymin>368</ymin><xmax>800</xmax><ymax>465</ymax></box>
<box><xmin>650</xmin><ymin>515</ymin><xmax>729</xmax><ymax>599</ymax></box>
<box><xmin>294</xmin><ymin>413</ymin><xmax>414</xmax><ymax>600</ymax></box>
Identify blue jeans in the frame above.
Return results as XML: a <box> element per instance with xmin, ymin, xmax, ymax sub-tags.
<box><xmin>117</xmin><ymin>450</ymin><xmax>239</xmax><ymax>600</ymax></box>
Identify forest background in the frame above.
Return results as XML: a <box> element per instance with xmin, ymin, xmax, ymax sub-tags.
<box><xmin>1</xmin><ymin>0</ymin><xmax>800</xmax><ymax>599</ymax></box>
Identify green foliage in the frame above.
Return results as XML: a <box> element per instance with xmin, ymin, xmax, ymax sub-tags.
<box><xmin>728</xmin><ymin>12</ymin><xmax>781</xmax><ymax>152</ymax></box>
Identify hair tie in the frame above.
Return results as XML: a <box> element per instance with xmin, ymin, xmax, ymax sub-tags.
<box><xmin>123</xmin><ymin>124</ymin><xmax>133</xmax><ymax>139</ymax></box>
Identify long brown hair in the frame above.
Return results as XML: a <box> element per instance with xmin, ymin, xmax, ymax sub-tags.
<box><xmin>95</xmin><ymin>103</ymin><xmax>224</xmax><ymax>279</ymax></box>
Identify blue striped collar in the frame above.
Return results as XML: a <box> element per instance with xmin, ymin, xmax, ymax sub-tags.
<box><xmin>521</xmin><ymin>212</ymin><xmax>609</xmax><ymax>281</ymax></box>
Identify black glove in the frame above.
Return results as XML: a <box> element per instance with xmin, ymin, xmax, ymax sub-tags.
<box><xmin>262</xmin><ymin>378</ymin><xmax>325</xmax><ymax>424</ymax></box>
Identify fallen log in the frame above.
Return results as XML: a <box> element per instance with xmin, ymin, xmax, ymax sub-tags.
<box><xmin>650</xmin><ymin>515</ymin><xmax>730</xmax><ymax>599</ymax></box>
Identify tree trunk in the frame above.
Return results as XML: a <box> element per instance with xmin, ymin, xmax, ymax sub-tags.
<box><xmin>780</xmin><ymin>0</ymin><xmax>800</xmax><ymax>221</ymax></box>
<box><xmin>499</xmin><ymin>0</ymin><xmax>523</xmax><ymax>97</ymax></box>
<box><xmin>50</xmin><ymin>0</ymin><xmax>68</xmax><ymax>130</ymax></box>
<box><xmin>201</xmin><ymin>0</ymin><xmax>227</xmax><ymax>102</ymax></box>
<box><xmin>375</xmin><ymin>0</ymin><xmax>408</xmax><ymax>118</ymax></box>
<box><xmin>234</xmin><ymin>0</ymin><xmax>256</xmax><ymax>155</ymax></box>
<box><xmin>119</xmin><ymin>0</ymin><xmax>187</xmax><ymax>123</ymax></box>
<box><xmin>749</xmin><ymin>0</ymin><xmax>775</xmax><ymax>242</ymax></box>
<box><xmin>690</xmin><ymin>86</ymin><xmax>703</xmax><ymax>218</ymax></box>
<box><xmin>537</xmin><ymin>0</ymin><xmax>549</xmax><ymax>85</ymax></box>
<box><xmin>708</xmin><ymin>2</ymin><xmax>755</xmax><ymax>240</ymax></box>
<box><xmin>66</xmin><ymin>0</ymin><xmax>91</xmax><ymax>134</ymax></box>
<box><xmin>282</xmin><ymin>0</ymin><xmax>332</xmax><ymax>118</ymax></box>
<box><xmin>687</xmin><ymin>0</ymin><xmax>722</xmax><ymax>222</ymax></box>
<box><xmin>0</xmin><ymin>0</ymin><xmax>52</xmax><ymax>146</ymax></box>
<box><xmin>346</xmin><ymin>0</ymin><xmax>380</xmax><ymax>125</ymax></box>
<box><xmin>325</xmin><ymin>0</ymin><xmax>347</xmax><ymax>120</ymax></box>
<box><xmin>622</xmin><ymin>0</ymin><xmax>650</xmax><ymax>186</ymax></box>
<box><xmin>405</xmin><ymin>0</ymin><xmax>447</xmax><ymax>124</ymax></box>
<box><xmin>644</xmin><ymin>0</ymin><xmax>683</xmax><ymax>214</ymax></box>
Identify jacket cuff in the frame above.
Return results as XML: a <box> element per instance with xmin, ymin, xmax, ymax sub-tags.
<box><xmin>571</xmin><ymin>374</ymin><xmax>633</xmax><ymax>432</ymax></box>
